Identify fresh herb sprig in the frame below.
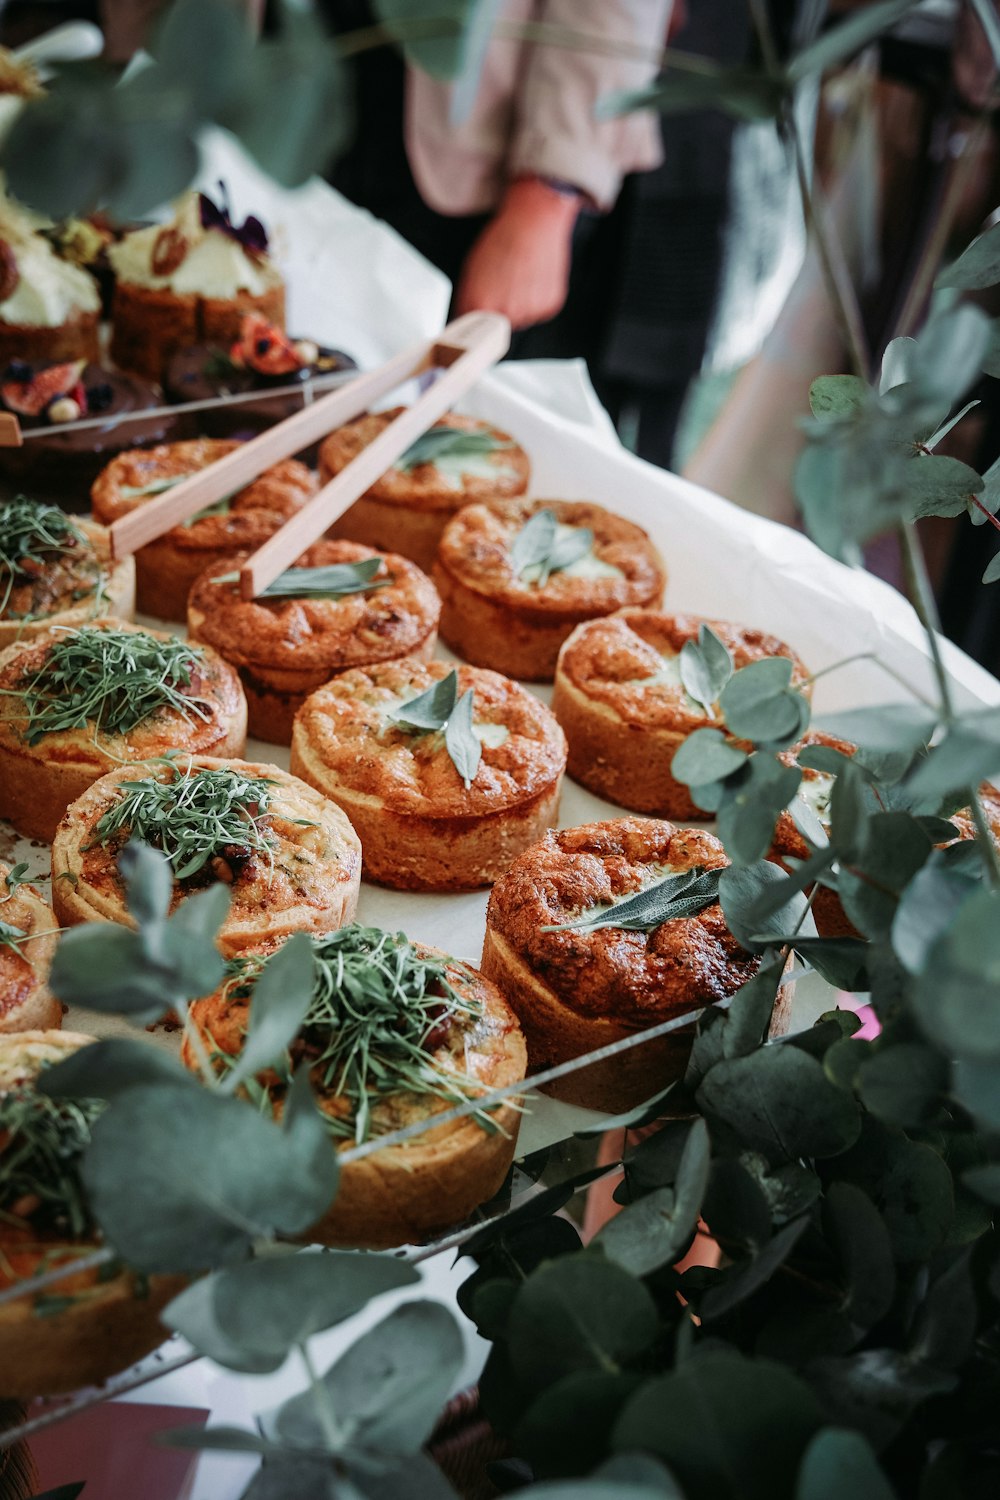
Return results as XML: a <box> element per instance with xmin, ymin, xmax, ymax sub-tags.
<box><xmin>396</xmin><ymin>426</ymin><xmax>511</xmax><ymax>473</ymax></box>
<box><xmin>543</xmin><ymin>866</ymin><xmax>722</xmax><ymax>934</ymax></box>
<box><xmin>212</xmin><ymin>557</ymin><xmax>388</xmax><ymax>601</ymax></box>
<box><xmin>11</xmin><ymin>628</ymin><xmax>214</xmax><ymax>746</ymax></box>
<box><xmin>0</xmin><ymin>1089</ymin><xmax>103</xmax><ymax>1236</ymax></box>
<box><xmin>119</xmin><ymin>474</ymin><xmax>194</xmax><ymax>500</ymax></box>
<box><xmin>509</xmin><ymin>508</ymin><xmax>594</xmax><ymax>585</ymax></box>
<box><xmin>0</xmin><ymin>497</ymin><xmax>95</xmax><ymax>618</ymax></box>
<box><xmin>0</xmin><ymin>918</ymin><xmax>28</xmax><ymax>955</ymax></box>
<box><xmin>221</xmin><ymin>925</ymin><xmax>491</xmax><ymax>1145</ymax></box>
<box><xmin>90</xmin><ymin>763</ymin><xmax>276</xmax><ymax>881</ymax></box>
<box><xmin>388</xmin><ymin>669</ymin><xmax>482</xmax><ymax>788</ymax></box>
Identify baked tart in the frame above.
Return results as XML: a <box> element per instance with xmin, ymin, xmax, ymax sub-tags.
<box><xmin>434</xmin><ymin>499</ymin><xmax>666</xmax><ymax>682</ymax></box>
<box><xmin>51</xmin><ymin>757</ymin><xmax>362</xmax><ymax>958</ymax></box>
<box><xmin>0</xmin><ymin>864</ymin><xmax>60</xmax><ymax>1035</ymax></box>
<box><xmin>0</xmin><ymin>497</ymin><xmax>134</xmax><ymax>651</ymax></box>
<box><xmin>290</xmin><ymin>658</ymin><xmax>567</xmax><ymax>890</ymax></box>
<box><xmin>320</xmin><ymin>409</ymin><xmax>529</xmax><ymax>572</ymax></box>
<box><xmin>90</xmin><ymin>437</ymin><xmax>317</xmax><ymax>622</ymax></box>
<box><xmin>188</xmin><ymin>540</ymin><xmax>441</xmax><ymax>745</ymax></box>
<box><xmin>482</xmin><ymin>818</ymin><xmax>774</xmax><ymax>1113</ymax></box>
<box><xmin>108</xmin><ymin>189</ymin><xmax>285</xmax><ymax>382</ymax></box>
<box><xmin>0</xmin><ymin>622</ymin><xmax>247</xmax><ymax>841</ymax></box>
<box><xmin>0</xmin><ymin>1030</ymin><xmax>183</xmax><ymax>1397</ymax></box>
<box><xmin>0</xmin><ymin>193</ymin><xmax>101</xmax><ymax>368</ymax></box>
<box><xmin>553</xmin><ymin>611</ymin><xmax>810</xmax><ymax>817</ymax></box>
<box><xmin>183</xmin><ymin>925</ymin><xmax>526</xmax><ymax>1248</ymax></box>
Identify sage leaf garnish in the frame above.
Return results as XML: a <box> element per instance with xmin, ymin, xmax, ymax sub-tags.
<box><xmin>680</xmin><ymin>624</ymin><xmax>733</xmax><ymax>715</ymax></box>
<box><xmin>212</xmin><ymin>557</ymin><xmax>387</xmax><ymax>600</ymax></box>
<box><xmin>0</xmin><ymin>917</ymin><xmax>28</xmax><ymax>952</ymax></box>
<box><xmin>89</xmin><ymin>763</ymin><xmax>276</xmax><ymax>881</ymax></box>
<box><xmin>389</xmin><ymin>669</ymin><xmax>483</xmax><ymax>788</ymax></box>
<box><xmin>217</xmin><ymin>925</ymin><xmax>494</xmax><ymax>1145</ymax></box>
<box><xmin>119</xmin><ymin>473</ymin><xmax>194</xmax><ymax>500</ymax></box>
<box><xmin>543</xmin><ymin>866</ymin><xmax>722</xmax><ymax>934</ymax></box>
<box><xmin>396</xmin><ymin>426</ymin><xmax>510</xmax><ymax>473</ymax></box>
<box><xmin>3</xmin><ymin>862</ymin><xmax>29</xmax><ymax>895</ymax></box>
<box><xmin>509</xmin><ymin>508</ymin><xmax>595</xmax><ymax>585</ymax></box>
<box><xmin>10</xmin><ymin>627</ymin><xmax>214</xmax><ymax>746</ymax></box>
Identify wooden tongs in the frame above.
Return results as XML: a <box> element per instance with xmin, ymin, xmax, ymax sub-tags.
<box><xmin>103</xmin><ymin>310</ymin><xmax>510</xmax><ymax>599</ymax></box>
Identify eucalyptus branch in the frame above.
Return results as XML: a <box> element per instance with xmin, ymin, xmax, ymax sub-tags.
<box><xmin>971</xmin><ymin>493</ymin><xmax>1000</xmax><ymax>538</ymax></box>
<box><xmin>299</xmin><ymin>1340</ymin><xmax>345</xmax><ymax>1454</ymax></box>
<box><xmin>900</xmin><ymin>521</ymin><xmax>1000</xmax><ymax>887</ymax></box>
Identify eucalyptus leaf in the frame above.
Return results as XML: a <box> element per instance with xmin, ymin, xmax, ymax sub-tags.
<box><xmin>891</xmin><ymin>857</ymin><xmax>979</xmax><ymax>973</ymax></box>
<box><xmin>679</xmin><ymin>625</ymin><xmax>733</xmax><ymax>713</ymax></box>
<box><xmin>952</xmin><ymin>1056</ymin><xmax>1000</xmax><ymax>1129</ymax></box>
<box><xmin>795</xmin><ymin>1428</ymin><xmax>896</xmax><ymax>1500</ymax></box>
<box><xmin>835</xmin><ymin>1118</ymin><xmax>954</xmax><ymax>1261</ymax></box>
<box><xmin>36</xmin><ymin>1037</ymin><xmax>191</xmax><ymax>1102</ymax></box>
<box><xmin>829</xmin><ymin>759</ymin><xmax>869</xmax><ymax>863</ymax></box>
<box><xmin>823</xmin><ymin>1182</ymin><xmax>895</xmax><ymax>1329</ymax></box>
<box><xmin>163</xmin><ymin>1251</ymin><xmax>419</xmax><ymax>1373</ymax></box>
<box><xmin>222</xmin><ymin>933</ymin><xmax>316</xmax><ymax>1092</ymax></box>
<box><xmin>118</xmin><ymin>839</ymin><xmax>172</xmax><ymax>928</ymax></box>
<box><xmin>905</xmin><ymin>707</ymin><xmax>1000</xmax><ymax>795</ymax></box>
<box><xmin>82</xmin><ymin>1076</ymin><xmax>337</xmax><ymax>1272</ymax></box>
<box><xmin>789</xmin><ymin>938</ymin><xmax>869</xmax><ymax>991</ymax></box>
<box><xmin>671</xmin><ymin>728</ymin><xmax>747</xmax><ymax>786</ymax></box>
<box><xmin>512</xmin><ymin>1371</ymin><xmax>646</xmax><ymax>1481</ymax></box>
<box><xmin>715</xmin><ymin>755</ymin><xmax>801</xmax><ymax>866</ymax></box>
<box><xmin>720</xmin><ymin>658</ymin><xmax>809</xmax><ymax>746</ymax></box>
<box><xmin>701</xmin><ymin>1156</ymin><xmax>772</xmax><ymax>1250</ymax></box>
<box><xmin>723</xmin><ymin>959</ymin><xmax>787</xmax><ymax>1059</ymax></box>
<box><xmin>816</xmin><ymin>704</ymin><xmax>937</xmax><ymax>753</ymax></box>
<box><xmin>599</xmin><ymin>66</ymin><xmax>785</xmax><ymax>124</ymax></box>
<box><xmin>506</xmin><ymin>1256</ymin><xmax>658</xmax><ymax>1392</ymax></box>
<box><xmin>837</xmin><ymin>812</ymin><xmax>934</xmax><ymax>941</ymax></box>
<box><xmin>912</xmin><ymin>884</ymin><xmax>1000</xmax><ymax>1058</ymax></box>
<box><xmin>805</xmin><ymin>1347</ymin><xmax>956</xmax><ymax>1451</ymax></box>
<box><xmin>697</xmin><ymin>1044</ymin><xmax>861</xmax><ymax>1161</ymax></box>
<box><xmin>544</xmin><ymin>867</ymin><xmax>721</xmax><ymax>934</ymax></box>
<box><xmin>937</xmin><ymin>218</ymin><xmax>1000</xmax><ymax>291</ymax></box>
<box><xmin>595</xmin><ymin>1121</ymin><xmax>709</xmax><ymax>1276</ymax></box>
<box><xmin>613</xmin><ymin>1352</ymin><xmax>824</xmax><ymax>1500</ymax></box>
<box><xmin>810</xmin><ymin>375</ymin><xmax>868</xmax><ymax>420</ymax></box>
<box><xmin>880</xmin><ymin>336</ymin><xmax>917</xmax><ymax>394</ymax></box>
<box><xmin>904</xmin><ymin>454</ymin><xmax>984</xmax><ymax>520</ymax></box>
<box><xmin>698</xmin><ymin>1216</ymin><xmax>809</xmax><ymax>1323</ymax></box>
<box><xmin>720</xmin><ymin>861</ymin><xmax>808</xmax><ymax>949</ymax></box>
<box><xmin>276</xmin><ymin>1300</ymin><xmax>465</xmax><ymax>1456</ymax></box>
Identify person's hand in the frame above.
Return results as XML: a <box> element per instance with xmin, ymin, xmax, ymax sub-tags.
<box><xmin>454</xmin><ymin>176</ymin><xmax>581</xmax><ymax>329</ymax></box>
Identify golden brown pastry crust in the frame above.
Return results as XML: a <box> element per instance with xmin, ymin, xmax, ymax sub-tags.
<box><xmin>0</xmin><ymin>309</ymin><xmax>100</xmax><ymax>367</ymax></box>
<box><xmin>185</xmin><ymin>947</ymin><xmax>527</xmax><ymax>1249</ymax></box>
<box><xmin>110</xmin><ymin>278</ymin><xmax>285</xmax><ymax>382</ymax></box>
<box><xmin>320</xmin><ymin>408</ymin><xmax>530</xmax><ymax>572</ymax></box>
<box><xmin>0</xmin><ymin>865</ymin><xmax>60</xmax><ymax>1035</ymax></box>
<box><xmin>90</xmin><ymin>438</ymin><xmax>316</xmax><ymax>621</ymax></box>
<box><xmin>0</xmin><ymin>518</ymin><xmax>135</xmax><ymax>651</ymax></box>
<box><xmin>482</xmin><ymin>818</ymin><xmax>761</xmax><ymax>1112</ymax></box>
<box><xmin>553</xmin><ymin>611</ymin><xmax>810</xmax><ymax>818</ymax></box>
<box><xmin>290</xmin><ymin>658</ymin><xmax>566</xmax><ymax>890</ymax></box>
<box><xmin>0</xmin><ymin>622</ymin><xmax>248</xmax><ymax>841</ymax></box>
<box><xmin>188</xmin><ymin>540</ymin><xmax>441</xmax><ymax>744</ymax></box>
<box><xmin>434</xmin><ymin>499</ymin><xmax>667</xmax><ymax>682</ymax></box>
<box><xmin>50</xmin><ymin>756</ymin><xmax>362</xmax><ymax>957</ymax></box>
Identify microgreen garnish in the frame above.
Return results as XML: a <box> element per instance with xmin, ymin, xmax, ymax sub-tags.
<box><xmin>12</xmin><ymin>628</ymin><xmax>214</xmax><ymax>746</ymax></box>
<box><xmin>119</xmin><ymin>474</ymin><xmax>193</xmax><ymax>500</ymax></box>
<box><xmin>0</xmin><ymin>496</ymin><xmax>98</xmax><ymax>619</ymax></box>
<box><xmin>543</xmin><ymin>866</ymin><xmax>723</xmax><ymax>934</ymax></box>
<box><xmin>90</xmin><ymin>763</ymin><xmax>276</xmax><ymax>881</ymax></box>
<box><xmin>679</xmin><ymin>625</ymin><xmax>733</xmax><ymax>717</ymax></box>
<box><xmin>0</xmin><ymin>1088</ymin><xmax>103</xmax><ymax>1236</ymax></box>
<box><xmin>509</xmin><ymin>508</ymin><xmax>595</xmax><ymax>585</ymax></box>
<box><xmin>396</xmin><ymin>426</ymin><xmax>511</xmax><ymax>473</ymax></box>
<box><xmin>3</xmin><ymin>863</ymin><xmax>28</xmax><ymax>896</ymax></box>
<box><xmin>219</xmin><ymin>925</ymin><xmax>491</xmax><ymax>1145</ymax></box>
<box><xmin>388</xmin><ymin>669</ymin><xmax>482</xmax><ymax>788</ymax></box>
<box><xmin>212</xmin><ymin>557</ymin><xmax>388</xmax><ymax>601</ymax></box>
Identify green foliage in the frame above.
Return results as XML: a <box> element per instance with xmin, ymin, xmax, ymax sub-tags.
<box><xmin>389</xmin><ymin>669</ymin><xmax>483</xmax><ymax>788</ymax></box>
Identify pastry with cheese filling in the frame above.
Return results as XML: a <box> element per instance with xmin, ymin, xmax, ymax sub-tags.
<box><xmin>0</xmin><ymin>498</ymin><xmax>134</xmax><ymax>651</ymax></box>
<box><xmin>319</xmin><ymin>409</ymin><xmax>529</xmax><ymax>572</ymax></box>
<box><xmin>188</xmin><ymin>539</ymin><xmax>441</xmax><ymax>745</ymax></box>
<box><xmin>51</xmin><ymin>757</ymin><xmax>362</xmax><ymax>957</ymax></box>
<box><xmin>553</xmin><ymin>611</ymin><xmax>809</xmax><ymax>817</ymax></box>
<box><xmin>435</xmin><ymin>499</ymin><xmax>666</xmax><ymax>682</ymax></box>
<box><xmin>0</xmin><ymin>622</ymin><xmax>247</xmax><ymax>841</ymax></box>
<box><xmin>90</xmin><ymin>437</ymin><xmax>316</xmax><ymax>622</ymax></box>
<box><xmin>0</xmin><ymin>864</ymin><xmax>60</xmax><ymax>1034</ymax></box>
<box><xmin>0</xmin><ymin>1030</ymin><xmax>184</xmax><ymax>1397</ymax></box>
<box><xmin>183</xmin><ymin>925</ymin><xmax>526</xmax><ymax>1248</ymax></box>
<box><xmin>482</xmin><ymin>818</ymin><xmax>780</xmax><ymax>1113</ymax></box>
<box><xmin>290</xmin><ymin>658</ymin><xmax>566</xmax><ymax>890</ymax></box>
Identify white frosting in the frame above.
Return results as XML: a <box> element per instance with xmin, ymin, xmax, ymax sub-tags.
<box><xmin>108</xmin><ymin>194</ymin><xmax>277</xmax><ymax>297</ymax></box>
<box><xmin>0</xmin><ymin>193</ymin><xmax>100</xmax><ymax>326</ymax></box>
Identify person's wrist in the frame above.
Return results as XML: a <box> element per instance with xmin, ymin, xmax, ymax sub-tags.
<box><xmin>502</xmin><ymin>175</ymin><xmax>584</xmax><ymax>225</ymax></box>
